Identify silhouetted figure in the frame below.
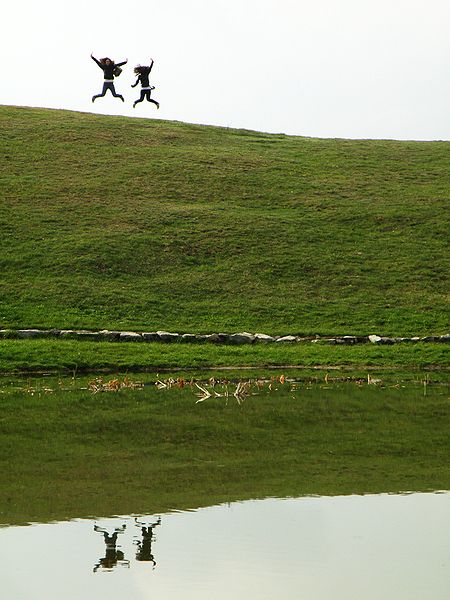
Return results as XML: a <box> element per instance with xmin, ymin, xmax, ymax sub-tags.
<box><xmin>91</xmin><ymin>53</ymin><xmax>127</xmax><ymax>102</ymax></box>
<box><xmin>132</xmin><ymin>60</ymin><xmax>160</xmax><ymax>109</ymax></box>
<box><xmin>134</xmin><ymin>517</ymin><xmax>161</xmax><ymax>567</ymax></box>
<box><xmin>93</xmin><ymin>524</ymin><xmax>129</xmax><ymax>572</ymax></box>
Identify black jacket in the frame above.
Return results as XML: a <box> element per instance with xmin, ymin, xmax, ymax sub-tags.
<box><xmin>131</xmin><ymin>60</ymin><xmax>154</xmax><ymax>88</ymax></box>
<box><xmin>92</xmin><ymin>56</ymin><xmax>127</xmax><ymax>79</ymax></box>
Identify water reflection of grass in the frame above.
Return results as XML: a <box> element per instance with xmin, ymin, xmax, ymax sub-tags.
<box><xmin>0</xmin><ymin>376</ymin><xmax>448</xmax><ymax>526</ymax></box>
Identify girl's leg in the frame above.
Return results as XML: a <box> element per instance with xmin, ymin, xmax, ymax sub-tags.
<box><xmin>108</xmin><ymin>82</ymin><xmax>124</xmax><ymax>102</ymax></box>
<box><xmin>92</xmin><ymin>82</ymin><xmax>109</xmax><ymax>102</ymax></box>
<box><xmin>133</xmin><ymin>90</ymin><xmax>146</xmax><ymax>108</ymax></box>
<box><xmin>146</xmin><ymin>91</ymin><xmax>160</xmax><ymax>109</ymax></box>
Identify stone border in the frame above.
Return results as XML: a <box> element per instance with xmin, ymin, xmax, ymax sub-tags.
<box><xmin>0</xmin><ymin>329</ymin><xmax>449</xmax><ymax>345</ymax></box>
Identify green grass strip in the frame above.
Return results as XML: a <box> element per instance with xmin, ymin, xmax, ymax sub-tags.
<box><xmin>0</xmin><ymin>339</ymin><xmax>448</xmax><ymax>374</ymax></box>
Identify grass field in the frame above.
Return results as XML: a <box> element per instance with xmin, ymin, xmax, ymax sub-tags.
<box><xmin>1</xmin><ymin>107</ymin><xmax>448</xmax><ymax>533</ymax></box>
<box><xmin>1</xmin><ymin>105</ymin><xmax>449</xmax><ymax>339</ymax></box>
<box><xmin>0</xmin><ymin>338</ymin><xmax>448</xmax><ymax>374</ymax></box>
<box><xmin>0</xmin><ymin>379</ymin><xmax>448</xmax><ymax>525</ymax></box>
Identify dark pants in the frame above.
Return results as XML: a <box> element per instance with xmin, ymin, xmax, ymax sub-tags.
<box><xmin>134</xmin><ymin>90</ymin><xmax>159</xmax><ymax>107</ymax></box>
<box><xmin>92</xmin><ymin>82</ymin><xmax>124</xmax><ymax>101</ymax></box>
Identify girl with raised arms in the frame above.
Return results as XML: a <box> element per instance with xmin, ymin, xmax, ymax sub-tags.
<box><xmin>91</xmin><ymin>53</ymin><xmax>128</xmax><ymax>102</ymax></box>
<box><xmin>131</xmin><ymin>59</ymin><xmax>160</xmax><ymax>109</ymax></box>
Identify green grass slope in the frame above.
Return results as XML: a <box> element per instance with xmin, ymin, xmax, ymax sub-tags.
<box><xmin>1</xmin><ymin>106</ymin><xmax>449</xmax><ymax>336</ymax></box>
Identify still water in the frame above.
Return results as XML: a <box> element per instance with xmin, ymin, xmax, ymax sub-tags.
<box><xmin>0</xmin><ymin>492</ymin><xmax>448</xmax><ymax>600</ymax></box>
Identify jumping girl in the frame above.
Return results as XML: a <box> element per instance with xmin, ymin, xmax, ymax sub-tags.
<box><xmin>91</xmin><ymin>53</ymin><xmax>128</xmax><ymax>102</ymax></box>
<box><xmin>131</xmin><ymin>59</ymin><xmax>160</xmax><ymax>109</ymax></box>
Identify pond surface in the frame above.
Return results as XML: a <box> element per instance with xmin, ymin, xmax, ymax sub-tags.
<box><xmin>0</xmin><ymin>492</ymin><xmax>449</xmax><ymax>600</ymax></box>
<box><xmin>1</xmin><ymin>371</ymin><xmax>449</xmax><ymax>597</ymax></box>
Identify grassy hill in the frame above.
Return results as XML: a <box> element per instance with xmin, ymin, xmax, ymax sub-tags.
<box><xmin>1</xmin><ymin>105</ymin><xmax>449</xmax><ymax>336</ymax></box>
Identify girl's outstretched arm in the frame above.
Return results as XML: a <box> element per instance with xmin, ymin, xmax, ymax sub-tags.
<box><xmin>91</xmin><ymin>53</ymin><xmax>102</xmax><ymax>67</ymax></box>
<box><xmin>131</xmin><ymin>76</ymin><xmax>140</xmax><ymax>88</ymax></box>
<box><xmin>116</xmin><ymin>59</ymin><xmax>128</xmax><ymax>67</ymax></box>
<box><xmin>148</xmin><ymin>58</ymin><xmax>154</xmax><ymax>72</ymax></box>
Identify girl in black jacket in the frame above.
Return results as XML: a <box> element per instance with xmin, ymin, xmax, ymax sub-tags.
<box><xmin>131</xmin><ymin>60</ymin><xmax>160</xmax><ymax>109</ymax></box>
<box><xmin>91</xmin><ymin>54</ymin><xmax>128</xmax><ymax>102</ymax></box>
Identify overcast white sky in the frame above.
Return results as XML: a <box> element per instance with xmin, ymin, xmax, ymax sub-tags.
<box><xmin>2</xmin><ymin>0</ymin><xmax>450</xmax><ymax>140</ymax></box>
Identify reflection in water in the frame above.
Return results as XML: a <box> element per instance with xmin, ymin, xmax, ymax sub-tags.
<box><xmin>93</xmin><ymin>518</ymin><xmax>161</xmax><ymax>573</ymax></box>
<box><xmin>0</xmin><ymin>494</ymin><xmax>448</xmax><ymax>600</ymax></box>
<box><xmin>93</xmin><ymin>524</ymin><xmax>128</xmax><ymax>572</ymax></box>
<box><xmin>134</xmin><ymin>517</ymin><xmax>161</xmax><ymax>567</ymax></box>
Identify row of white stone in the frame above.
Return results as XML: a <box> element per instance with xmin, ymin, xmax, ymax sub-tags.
<box><xmin>1</xmin><ymin>329</ymin><xmax>449</xmax><ymax>345</ymax></box>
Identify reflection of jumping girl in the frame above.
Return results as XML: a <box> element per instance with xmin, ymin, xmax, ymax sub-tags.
<box><xmin>93</xmin><ymin>524</ymin><xmax>129</xmax><ymax>572</ymax></box>
<box><xmin>131</xmin><ymin>59</ymin><xmax>160</xmax><ymax>109</ymax></box>
<box><xmin>91</xmin><ymin>53</ymin><xmax>127</xmax><ymax>102</ymax></box>
<box><xmin>135</xmin><ymin>517</ymin><xmax>161</xmax><ymax>567</ymax></box>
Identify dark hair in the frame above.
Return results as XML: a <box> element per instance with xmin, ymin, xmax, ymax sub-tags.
<box><xmin>100</xmin><ymin>57</ymin><xmax>114</xmax><ymax>65</ymax></box>
<box><xmin>134</xmin><ymin>65</ymin><xmax>151</xmax><ymax>75</ymax></box>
